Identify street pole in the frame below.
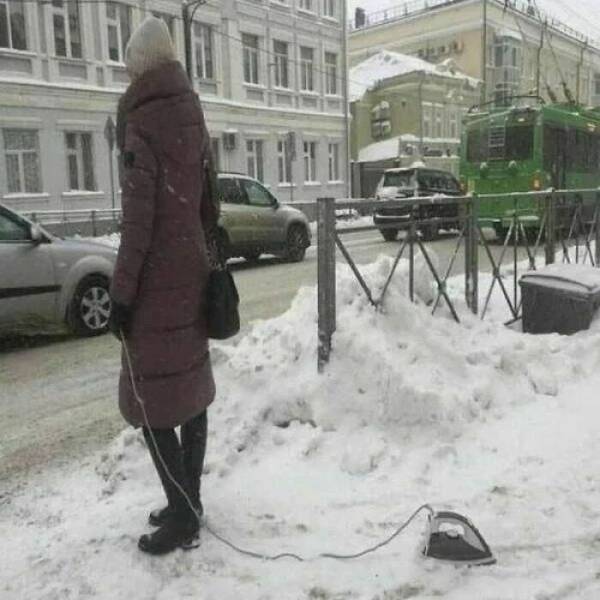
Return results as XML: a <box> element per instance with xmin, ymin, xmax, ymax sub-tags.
<box><xmin>103</xmin><ymin>116</ymin><xmax>116</xmax><ymax>216</ymax></box>
<box><xmin>481</xmin><ymin>0</ymin><xmax>487</xmax><ymax>105</ymax></box>
<box><xmin>342</xmin><ymin>0</ymin><xmax>351</xmax><ymax>198</ymax></box>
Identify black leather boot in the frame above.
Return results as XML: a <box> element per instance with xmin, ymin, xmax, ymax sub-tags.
<box><xmin>140</xmin><ymin>427</ymin><xmax>201</xmax><ymax>555</ymax></box>
<box><xmin>148</xmin><ymin>411</ymin><xmax>208</xmax><ymax>528</ymax></box>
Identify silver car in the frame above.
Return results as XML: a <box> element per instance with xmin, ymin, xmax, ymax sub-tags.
<box><xmin>0</xmin><ymin>204</ymin><xmax>117</xmax><ymax>336</ymax></box>
<box><xmin>217</xmin><ymin>173</ymin><xmax>311</xmax><ymax>262</ymax></box>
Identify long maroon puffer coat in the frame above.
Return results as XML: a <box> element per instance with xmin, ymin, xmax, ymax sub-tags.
<box><xmin>111</xmin><ymin>61</ymin><xmax>217</xmax><ymax>429</ymax></box>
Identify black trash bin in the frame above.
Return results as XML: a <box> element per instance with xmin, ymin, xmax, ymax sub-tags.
<box><xmin>519</xmin><ymin>264</ymin><xmax>600</xmax><ymax>335</ymax></box>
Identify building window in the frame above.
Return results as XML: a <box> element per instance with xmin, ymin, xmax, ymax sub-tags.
<box><xmin>328</xmin><ymin>142</ymin><xmax>340</xmax><ymax>182</ymax></box>
<box><xmin>194</xmin><ymin>22</ymin><xmax>214</xmax><ymax>80</ymax></box>
<box><xmin>299</xmin><ymin>0</ymin><xmax>313</xmax><ymax>11</ymax></box>
<box><xmin>152</xmin><ymin>12</ymin><xmax>175</xmax><ymax>40</ymax></box>
<box><xmin>300</xmin><ymin>47</ymin><xmax>315</xmax><ymax>92</ymax></box>
<box><xmin>51</xmin><ymin>1</ymin><xmax>82</xmax><ymax>58</ymax></box>
<box><xmin>323</xmin><ymin>0</ymin><xmax>336</xmax><ymax>18</ymax></box>
<box><xmin>246</xmin><ymin>139</ymin><xmax>264</xmax><ymax>182</ymax></box>
<box><xmin>371</xmin><ymin>101</ymin><xmax>391</xmax><ymax>139</ymax></box>
<box><xmin>325</xmin><ymin>51</ymin><xmax>338</xmax><ymax>95</ymax></box>
<box><xmin>0</xmin><ymin>0</ymin><xmax>27</xmax><ymax>50</ymax></box>
<box><xmin>3</xmin><ymin>130</ymin><xmax>42</xmax><ymax>195</ymax></box>
<box><xmin>303</xmin><ymin>141</ymin><xmax>317</xmax><ymax>182</ymax></box>
<box><xmin>106</xmin><ymin>2</ymin><xmax>131</xmax><ymax>63</ymax></box>
<box><xmin>242</xmin><ymin>33</ymin><xmax>259</xmax><ymax>85</ymax></box>
<box><xmin>65</xmin><ymin>132</ymin><xmax>96</xmax><ymax>191</ymax></box>
<box><xmin>277</xmin><ymin>139</ymin><xmax>291</xmax><ymax>184</ymax></box>
<box><xmin>273</xmin><ymin>40</ymin><xmax>289</xmax><ymax>88</ymax></box>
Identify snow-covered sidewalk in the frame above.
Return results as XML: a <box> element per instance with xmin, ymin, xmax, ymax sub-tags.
<box><xmin>3</xmin><ymin>255</ymin><xmax>600</xmax><ymax>599</ymax></box>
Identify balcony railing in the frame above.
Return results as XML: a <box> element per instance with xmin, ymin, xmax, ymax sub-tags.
<box><xmin>350</xmin><ymin>0</ymin><xmax>596</xmax><ymax>48</ymax></box>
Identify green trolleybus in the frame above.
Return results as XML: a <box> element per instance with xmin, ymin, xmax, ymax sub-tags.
<box><xmin>459</xmin><ymin>98</ymin><xmax>600</xmax><ymax>236</ymax></box>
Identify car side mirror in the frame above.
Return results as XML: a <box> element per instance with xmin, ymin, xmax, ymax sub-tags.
<box><xmin>272</xmin><ymin>198</ymin><xmax>280</xmax><ymax>209</ymax></box>
<box><xmin>30</xmin><ymin>223</ymin><xmax>44</xmax><ymax>244</ymax></box>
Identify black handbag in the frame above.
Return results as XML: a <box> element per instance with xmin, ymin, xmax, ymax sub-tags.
<box><xmin>206</xmin><ymin>268</ymin><xmax>240</xmax><ymax>340</ymax></box>
<box><xmin>202</xmin><ymin>154</ymin><xmax>240</xmax><ymax>340</ymax></box>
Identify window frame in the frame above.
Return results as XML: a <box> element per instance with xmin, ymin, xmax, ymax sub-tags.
<box><xmin>0</xmin><ymin>0</ymin><xmax>27</xmax><ymax>51</ymax></box>
<box><xmin>300</xmin><ymin>46</ymin><xmax>315</xmax><ymax>92</ymax></box>
<box><xmin>273</xmin><ymin>40</ymin><xmax>289</xmax><ymax>89</ymax></box>
<box><xmin>242</xmin><ymin>33</ymin><xmax>260</xmax><ymax>85</ymax></box>
<box><xmin>3</xmin><ymin>129</ymin><xmax>43</xmax><ymax>195</ymax></box>
<box><xmin>51</xmin><ymin>0</ymin><xmax>83</xmax><ymax>59</ymax></box>
<box><xmin>64</xmin><ymin>132</ymin><xmax>96</xmax><ymax>192</ymax></box>
<box><xmin>246</xmin><ymin>139</ymin><xmax>264</xmax><ymax>182</ymax></box>
<box><xmin>277</xmin><ymin>139</ymin><xmax>291</xmax><ymax>184</ymax></box>
<box><xmin>325</xmin><ymin>51</ymin><xmax>338</xmax><ymax>95</ymax></box>
<box><xmin>193</xmin><ymin>21</ymin><xmax>214</xmax><ymax>80</ymax></box>
<box><xmin>303</xmin><ymin>140</ymin><xmax>317</xmax><ymax>183</ymax></box>
<box><xmin>323</xmin><ymin>0</ymin><xmax>336</xmax><ymax>18</ymax></box>
<box><xmin>105</xmin><ymin>1</ymin><xmax>131</xmax><ymax>63</ymax></box>
<box><xmin>328</xmin><ymin>142</ymin><xmax>340</xmax><ymax>182</ymax></box>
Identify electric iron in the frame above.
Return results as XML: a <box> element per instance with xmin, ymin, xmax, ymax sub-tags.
<box><xmin>422</xmin><ymin>510</ymin><xmax>496</xmax><ymax>566</ymax></box>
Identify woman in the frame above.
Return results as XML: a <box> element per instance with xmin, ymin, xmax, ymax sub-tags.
<box><xmin>109</xmin><ymin>16</ymin><xmax>219</xmax><ymax>555</ymax></box>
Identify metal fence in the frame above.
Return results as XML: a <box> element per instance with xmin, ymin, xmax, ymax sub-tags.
<box><xmin>23</xmin><ymin>208</ymin><xmax>122</xmax><ymax>238</ymax></box>
<box><xmin>317</xmin><ymin>189</ymin><xmax>600</xmax><ymax>371</ymax></box>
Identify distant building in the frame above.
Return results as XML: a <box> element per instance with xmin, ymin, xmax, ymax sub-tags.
<box><xmin>349</xmin><ymin>0</ymin><xmax>600</xmax><ymax>108</ymax></box>
<box><xmin>0</xmin><ymin>0</ymin><xmax>347</xmax><ymax>214</ymax></box>
<box><xmin>350</xmin><ymin>50</ymin><xmax>479</xmax><ymax>196</ymax></box>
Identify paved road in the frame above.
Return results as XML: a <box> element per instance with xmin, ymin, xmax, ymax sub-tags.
<box><xmin>0</xmin><ymin>228</ymin><xmax>531</xmax><ymax>484</ymax></box>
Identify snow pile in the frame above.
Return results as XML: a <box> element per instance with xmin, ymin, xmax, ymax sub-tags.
<box><xmin>350</xmin><ymin>50</ymin><xmax>478</xmax><ymax>102</ymax></box>
<box><xmin>4</xmin><ymin>255</ymin><xmax>600</xmax><ymax>598</ymax></box>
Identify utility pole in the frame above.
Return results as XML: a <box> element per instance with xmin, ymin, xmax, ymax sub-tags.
<box><xmin>481</xmin><ymin>0</ymin><xmax>487</xmax><ymax>105</ymax></box>
<box><xmin>182</xmin><ymin>0</ymin><xmax>207</xmax><ymax>81</ymax></box>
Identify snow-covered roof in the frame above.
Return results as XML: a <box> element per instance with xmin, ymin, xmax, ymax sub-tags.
<box><xmin>358</xmin><ymin>133</ymin><xmax>459</xmax><ymax>163</ymax></box>
<box><xmin>350</xmin><ymin>51</ymin><xmax>478</xmax><ymax>102</ymax></box>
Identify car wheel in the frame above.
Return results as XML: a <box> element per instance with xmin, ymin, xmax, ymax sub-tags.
<box><xmin>285</xmin><ymin>224</ymin><xmax>308</xmax><ymax>262</ymax></box>
<box><xmin>67</xmin><ymin>275</ymin><xmax>111</xmax><ymax>337</ymax></box>
<box><xmin>380</xmin><ymin>228</ymin><xmax>398</xmax><ymax>242</ymax></box>
<box><xmin>243</xmin><ymin>250</ymin><xmax>261</xmax><ymax>263</ymax></box>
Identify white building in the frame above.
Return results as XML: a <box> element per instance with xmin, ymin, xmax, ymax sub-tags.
<box><xmin>0</xmin><ymin>0</ymin><xmax>347</xmax><ymax>213</ymax></box>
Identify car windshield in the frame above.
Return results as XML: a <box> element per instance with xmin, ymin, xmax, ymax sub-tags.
<box><xmin>383</xmin><ymin>172</ymin><xmax>413</xmax><ymax>187</ymax></box>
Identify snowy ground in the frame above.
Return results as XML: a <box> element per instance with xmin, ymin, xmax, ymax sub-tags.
<box><xmin>4</xmin><ymin>252</ymin><xmax>600</xmax><ymax>599</ymax></box>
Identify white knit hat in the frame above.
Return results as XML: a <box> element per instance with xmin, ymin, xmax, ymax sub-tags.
<box><xmin>125</xmin><ymin>16</ymin><xmax>176</xmax><ymax>79</ymax></box>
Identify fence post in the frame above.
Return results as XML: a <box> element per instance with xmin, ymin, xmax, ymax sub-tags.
<box><xmin>465</xmin><ymin>194</ymin><xmax>479</xmax><ymax>315</ymax></box>
<box><xmin>317</xmin><ymin>197</ymin><xmax>336</xmax><ymax>372</ymax></box>
<box><xmin>91</xmin><ymin>210</ymin><xmax>97</xmax><ymax>237</ymax></box>
<box><xmin>545</xmin><ymin>190</ymin><xmax>556</xmax><ymax>265</ymax></box>
<box><xmin>595</xmin><ymin>190</ymin><xmax>600</xmax><ymax>268</ymax></box>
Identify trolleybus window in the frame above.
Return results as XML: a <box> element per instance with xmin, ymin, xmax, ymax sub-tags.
<box><xmin>505</xmin><ymin>126</ymin><xmax>534</xmax><ymax>161</ymax></box>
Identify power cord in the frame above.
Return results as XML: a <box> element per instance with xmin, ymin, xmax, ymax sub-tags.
<box><xmin>122</xmin><ymin>333</ymin><xmax>434</xmax><ymax>561</ymax></box>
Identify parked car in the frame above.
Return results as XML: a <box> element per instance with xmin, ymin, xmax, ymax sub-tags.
<box><xmin>217</xmin><ymin>173</ymin><xmax>311</xmax><ymax>262</ymax></box>
<box><xmin>0</xmin><ymin>203</ymin><xmax>117</xmax><ymax>336</ymax></box>
<box><xmin>373</xmin><ymin>167</ymin><xmax>462</xmax><ymax>241</ymax></box>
